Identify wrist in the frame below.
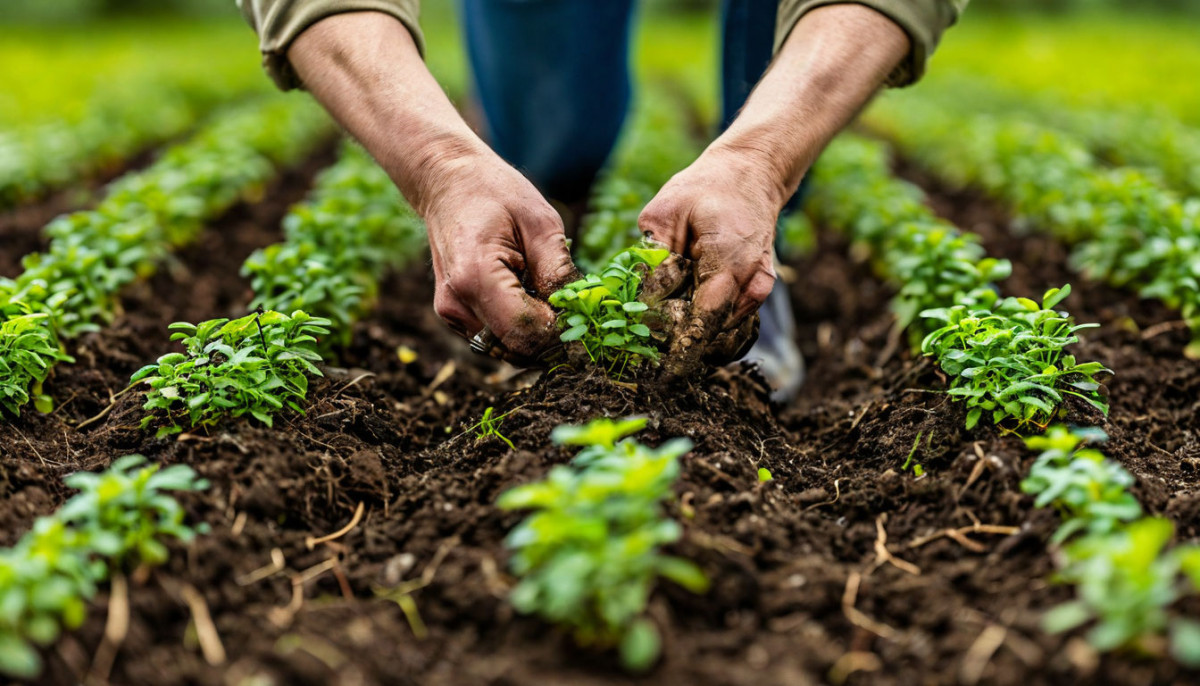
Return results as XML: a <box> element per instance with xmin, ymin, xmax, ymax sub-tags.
<box><xmin>701</xmin><ymin>134</ymin><xmax>795</xmax><ymax>210</ymax></box>
<box><xmin>390</xmin><ymin>130</ymin><xmax>493</xmax><ymax>217</ymax></box>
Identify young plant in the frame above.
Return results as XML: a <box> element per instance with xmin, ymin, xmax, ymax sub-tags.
<box><xmin>243</xmin><ymin>142</ymin><xmax>426</xmax><ymax>350</ymax></box>
<box><xmin>1022</xmin><ymin>427</ymin><xmax>1200</xmax><ymax>665</ymax></box>
<box><xmin>132</xmin><ymin>310</ymin><xmax>331</xmax><ymax>438</ymax></box>
<box><xmin>921</xmin><ymin>285</ymin><xmax>1110</xmax><ymax>430</ymax></box>
<box><xmin>472</xmin><ymin>406</ymin><xmax>515</xmax><ymax>450</ymax></box>
<box><xmin>497</xmin><ymin>416</ymin><xmax>708</xmax><ymax>671</ymax></box>
<box><xmin>548</xmin><ymin>242</ymin><xmax>669</xmax><ymax>377</ymax></box>
<box><xmin>0</xmin><ymin>300</ymin><xmax>73</xmax><ymax>416</ymax></box>
<box><xmin>1021</xmin><ymin>426</ymin><xmax>1141</xmax><ymax>543</ymax></box>
<box><xmin>0</xmin><ymin>456</ymin><xmax>207</xmax><ymax>679</ymax></box>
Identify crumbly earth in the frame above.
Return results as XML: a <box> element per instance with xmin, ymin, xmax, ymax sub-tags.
<box><xmin>1</xmin><ymin>151</ymin><xmax>1198</xmax><ymax>686</ymax></box>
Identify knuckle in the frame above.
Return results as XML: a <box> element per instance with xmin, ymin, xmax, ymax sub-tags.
<box><xmin>637</xmin><ymin>203</ymin><xmax>674</xmax><ymax>234</ymax></box>
<box><xmin>443</xmin><ymin>267</ymin><xmax>481</xmax><ymax>300</ymax></box>
<box><xmin>745</xmin><ymin>272</ymin><xmax>776</xmax><ymax>306</ymax></box>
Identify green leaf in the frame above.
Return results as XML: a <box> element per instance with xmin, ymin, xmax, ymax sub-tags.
<box><xmin>1171</xmin><ymin>619</ymin><xmax>1200</xmax><ymax>667</ymax></box>
<box><xmin>1042</xmin><ymin>600</ymin><xmax>1092</xmax><ymax>634</ymax></box>
<box><xmin>0</xmin><ymin>632</ymin><xmax>42</xmax><ymax>679</ymax></box>
<box><xmin>619</xmin><ymin>619</ymin><xmax>661</xmax><ymax>672</ymax></box>
<box><xmin>560</xmin><ymin>324</ymin><xmax>588</xmax><ymax>342</ymax></box>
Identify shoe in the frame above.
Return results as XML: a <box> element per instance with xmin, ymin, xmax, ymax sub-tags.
<box><xmin>740</xmin><ymin>276</ymin><xmax>805</xmax><ymax>402</ymax></box>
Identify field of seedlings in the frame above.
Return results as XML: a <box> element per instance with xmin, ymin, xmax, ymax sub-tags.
<box><xmin>2</xmin><ymin>4</ymin><xmax>1199</xmax><ymax>685</ymax></box>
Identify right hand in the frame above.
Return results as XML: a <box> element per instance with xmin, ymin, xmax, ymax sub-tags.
<box><xmin>415</xmin><ymin>144</ymin><xmax>581</xmax><ymax>364</ymax></box>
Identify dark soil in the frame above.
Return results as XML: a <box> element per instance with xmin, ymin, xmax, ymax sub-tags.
<box><xmin>1</xmin><ymin>157</ymin><xmax>1198</xmax><ymax>686</ymax></box>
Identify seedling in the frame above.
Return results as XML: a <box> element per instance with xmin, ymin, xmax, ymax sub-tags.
<box><xmin>549</xmin><ymin>242</ymin><xmax>670</xmax><ymax>377</ymax></box>
<box><xmin>472</xmin><ymin>406</ymin><xmax>515</xmax><ymax>450</ymax></box>
<box><xmin>901</xmin><ymin>431</ymin><xmax>928</xmax><ymax>476</ymax></box>
<box><xmin>0</xmin><ymin>455</ymin><xmax>207</xmax><ymax>679</ymax></box>
<box><xmin>132</xmin><ymin>310</ymin><xmax>331</xmax><ymax>438</ymax></box>
<box><xmin>757</xmin><ymin>468</ymin><xmax>774</xmax><ymax>482</ymax></box>
<box><xmin>1022</xmin><ymin>427</ymin><xmax>1200</xmax><ymax>665</ymax></box>
<box><xmin>0</xmin><ymin>300</ymin><xmax>73</xmax><ymax>416</ymax></box>
<box><xmin>243</xmin><ymin>143</ymin><xmax>425</xmax><ymax>350</ymax></box>
<box><xmin>921</xmin><ymin>285</ymin><xmax>1110</xmax><ymax>430</ymax></box>
<box><xmin>497</xmin><ymin>417</ymin><xmax>708</xmax><ymax>671</ymax></box>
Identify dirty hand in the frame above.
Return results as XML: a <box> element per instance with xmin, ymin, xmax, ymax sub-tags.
<box><xmin>637</xmin><ymin>144</ymin><xmax>783</xmax><ymax>372</ymax></box>
<box><xmin>419</xmin><ymin>145</ymin><xmax>580</xmax><ymax>364</ymax></box>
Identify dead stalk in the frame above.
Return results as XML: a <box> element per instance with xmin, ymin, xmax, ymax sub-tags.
<box><xmin>306</xmin><ymin>502</ymin><xmax>365</xmax><ymax>549</ymax></box>
<box><xmin>181</xmin><ymin>583</ymin><xmax>226</xmax><ymax>666</ymax></box>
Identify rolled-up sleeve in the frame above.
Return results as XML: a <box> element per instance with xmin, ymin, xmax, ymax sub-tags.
<box><xmin>237</xmin><ymin>0</ymin><xmax>424</xmax><ymax>90</ymax></box>
<box><xmin>775</xmin><ymin>0</ymin><xmax>966</xmax><ymax>87</ymax></box>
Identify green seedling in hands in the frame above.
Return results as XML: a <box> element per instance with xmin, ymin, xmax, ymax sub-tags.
<box><xmin>0</xmin><ymin>456</ymin><xmax>207</xmax><ymax>679</ymax></box>
<box><xmin>497</xmin><ymin>416</ymin><xmax>708</xmax><ymax>671</ymax></box>
<box><xmin>921</xmin><ymin>285</ymin><xmax>1110</xmax><ymax>430</ymax></box>
<box><xmin>132</xmin><ymin>310</ymin><xmax>331</xmax><ymax>438</ymax></box>
<box><xmin>549</xmin><ymin>243</ymin><xmax>669</xmax><ymax>378</ymax></box>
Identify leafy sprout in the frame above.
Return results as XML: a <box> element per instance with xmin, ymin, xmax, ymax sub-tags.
<box><xmin>549</xmin><ymin>243</ymin><xmax>669</xmax><ymax>378</ymax></box>
<box><xmin>131</xmin><ymin>310</ymin><xmax>331</xmax><ymax>438</ymax></box>
<box><xmin>472</xmin><ymin>406</ymin><xmax>515</xmax><ymax>450</ymax></box>
<box><xmin>1022</xmin><ymin>426</ymin><xmax>1200</xmax><ymax>665</ymax></box>
<box><xmin>0</xmin><ymin>300</ymin><xmax>73</xmax><ymax>416</ymax></box>
<box><xmin>497</xmin><ymin>417</ymin><xmax>708</xmax><ymax>671</ymax></box>
<box><xmin>921</xmin><ymin>285</ymin><xmax>1110</xmax><ymax>430</ymax></box>
<box><xmin>0</xmin><ymin>455</ymin><xmax>207</xmax><ymax>679</ymax></box>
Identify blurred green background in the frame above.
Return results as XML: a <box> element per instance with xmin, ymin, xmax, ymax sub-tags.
<box><xmin>2</xmin><ymin>0</ymin><xmax>1198</xmax><ymax>158</ymax></box>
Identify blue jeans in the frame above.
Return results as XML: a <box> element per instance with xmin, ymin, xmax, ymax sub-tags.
<box><xmin>460</xmin><ymin>0</ymin><xmax>784</xmax><ymax>202</ymax></box>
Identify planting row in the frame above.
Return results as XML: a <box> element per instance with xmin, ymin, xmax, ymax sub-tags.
<box><xmin>0</xmin><ymin>95</ymin><xmax>333</xmax><ymax>418</ymax></box>
<box><xmin>903</xmin><ymin>77</ymin><xmax>1200</xmax><ymax>198</ymax></box>
<box><xmin>865</xmin><ymin>95</ymin><xmax>1200</xmax><ymax>357</ymax></box>
<box><xmin>805</xmin><ymin>134</ymin><xmax>1109</xmax><ymax>429</ymax></box>
<box><xmin>0</xmin><ymin>24</ymin><xmax>268</xmax><ymax>207</ymax></box>
<box><xmin>134</xmin><ymin>141</ymin><xmax>426</xmax><ymax>437</ymax></box>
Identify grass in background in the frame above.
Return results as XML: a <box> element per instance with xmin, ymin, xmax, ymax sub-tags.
<box><xmin>927</xmin><ymin>11</ymin><xmax>1200</xmax><ymax>122</ymax></box>
<box><xmin>0</xmin><ymin>19</ymin><xmax>266</xmax><ymax>127</ymax></box>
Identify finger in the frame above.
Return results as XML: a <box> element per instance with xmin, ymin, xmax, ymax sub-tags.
<box><xmin>513</xmin><ymin>204</ymin><xmax>581</xmax><ymax>298</ymax></box>
<box><xmin>637</xmin><ymin>252</ymin><xmax>689</xmax><ymax>306</ymax></box>
<box><xmin>638</xmin><ymin>194</ymin><xmax>688</xmax><ymax>254</ymax></box>
<box><xmin>732</xmin><ymin>268</ymin><xmax>777</xmax><ymax>324</ymax></box>
<box><xmin>704</xmin><ymin>313</ymin><xmax>760</xmax><ymax>364</ymax></box>
<box><xmin>462</xmin><ymin>256</ymin><xmax>562</xmax><ymax>362</ymax></box>
<box><xmin>433</xmin><ymin>285</ymin><xmax>484</xmax><ymax>341</ymax></box>
<box><xmin>690</xmin><ymin>270</ymin><xmax>740</xmax><ymax>333</ymax></box>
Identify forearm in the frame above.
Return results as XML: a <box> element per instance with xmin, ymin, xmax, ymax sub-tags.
<box><xmin>709</xmin><ymin>4</ymin><xmax>909</xmax><ymax>207</ymax></box>
<box><xmin>287</xmin><ymin>11</ymin><xmax>487</xmax><ymax>215</ymax></box>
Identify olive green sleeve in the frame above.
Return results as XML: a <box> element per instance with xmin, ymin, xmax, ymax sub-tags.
<box><xmin>775</xmin><ymin>0</ymin><xmax>967</xmax><ymax>87</ymax></box>
<box><xmin>236</xmin><ymin>0</ymin><xmax>424</xmax><ymax>90</ymax></box>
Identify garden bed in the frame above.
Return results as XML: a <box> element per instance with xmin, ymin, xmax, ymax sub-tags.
<box><xmin>1</xmin><ymin>156</ymin><xmax>1198</xmax><ymax>686</ymax></box>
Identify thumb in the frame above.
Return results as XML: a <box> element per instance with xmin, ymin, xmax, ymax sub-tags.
<box><xmin>515</xmin><ymin>204</ymin><xmax>581</xmax><ymax>298</ymax></box>
<box><xmin>637</xmin><ymin>193</ymin><xmax>688</xmax><ymax>254</ymax></box>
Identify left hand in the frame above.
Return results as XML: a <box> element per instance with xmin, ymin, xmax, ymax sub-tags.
<box><xmin>637</xmin><ymin>144</ymin><xmax>785</xmax><ymax>367</ymax></box>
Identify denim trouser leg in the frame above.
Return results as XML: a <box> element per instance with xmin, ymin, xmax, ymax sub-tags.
<box><xmin>722</xmin><ymin>0</ymin><xmax>805</xmax><ymax>395</ymax></box>
<box><xmin>721</xmin><ymin>0</ymin><xmax>809</xmax><ymax>207</ymax></box>
<box><xmin>460</xmin><ymin>0</ymin><xmax>636</xmax><ymax>203</ymax></box>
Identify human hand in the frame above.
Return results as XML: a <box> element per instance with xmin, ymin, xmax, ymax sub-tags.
<box><xmin>417</xmin><ymin>143</ymin><xmax>580</xmax><ymax>364</ymax></box>
<box><xmin>637</xmin><ymin>145</ymin><xmax>783</xmax><ymax>373</ymax></box>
